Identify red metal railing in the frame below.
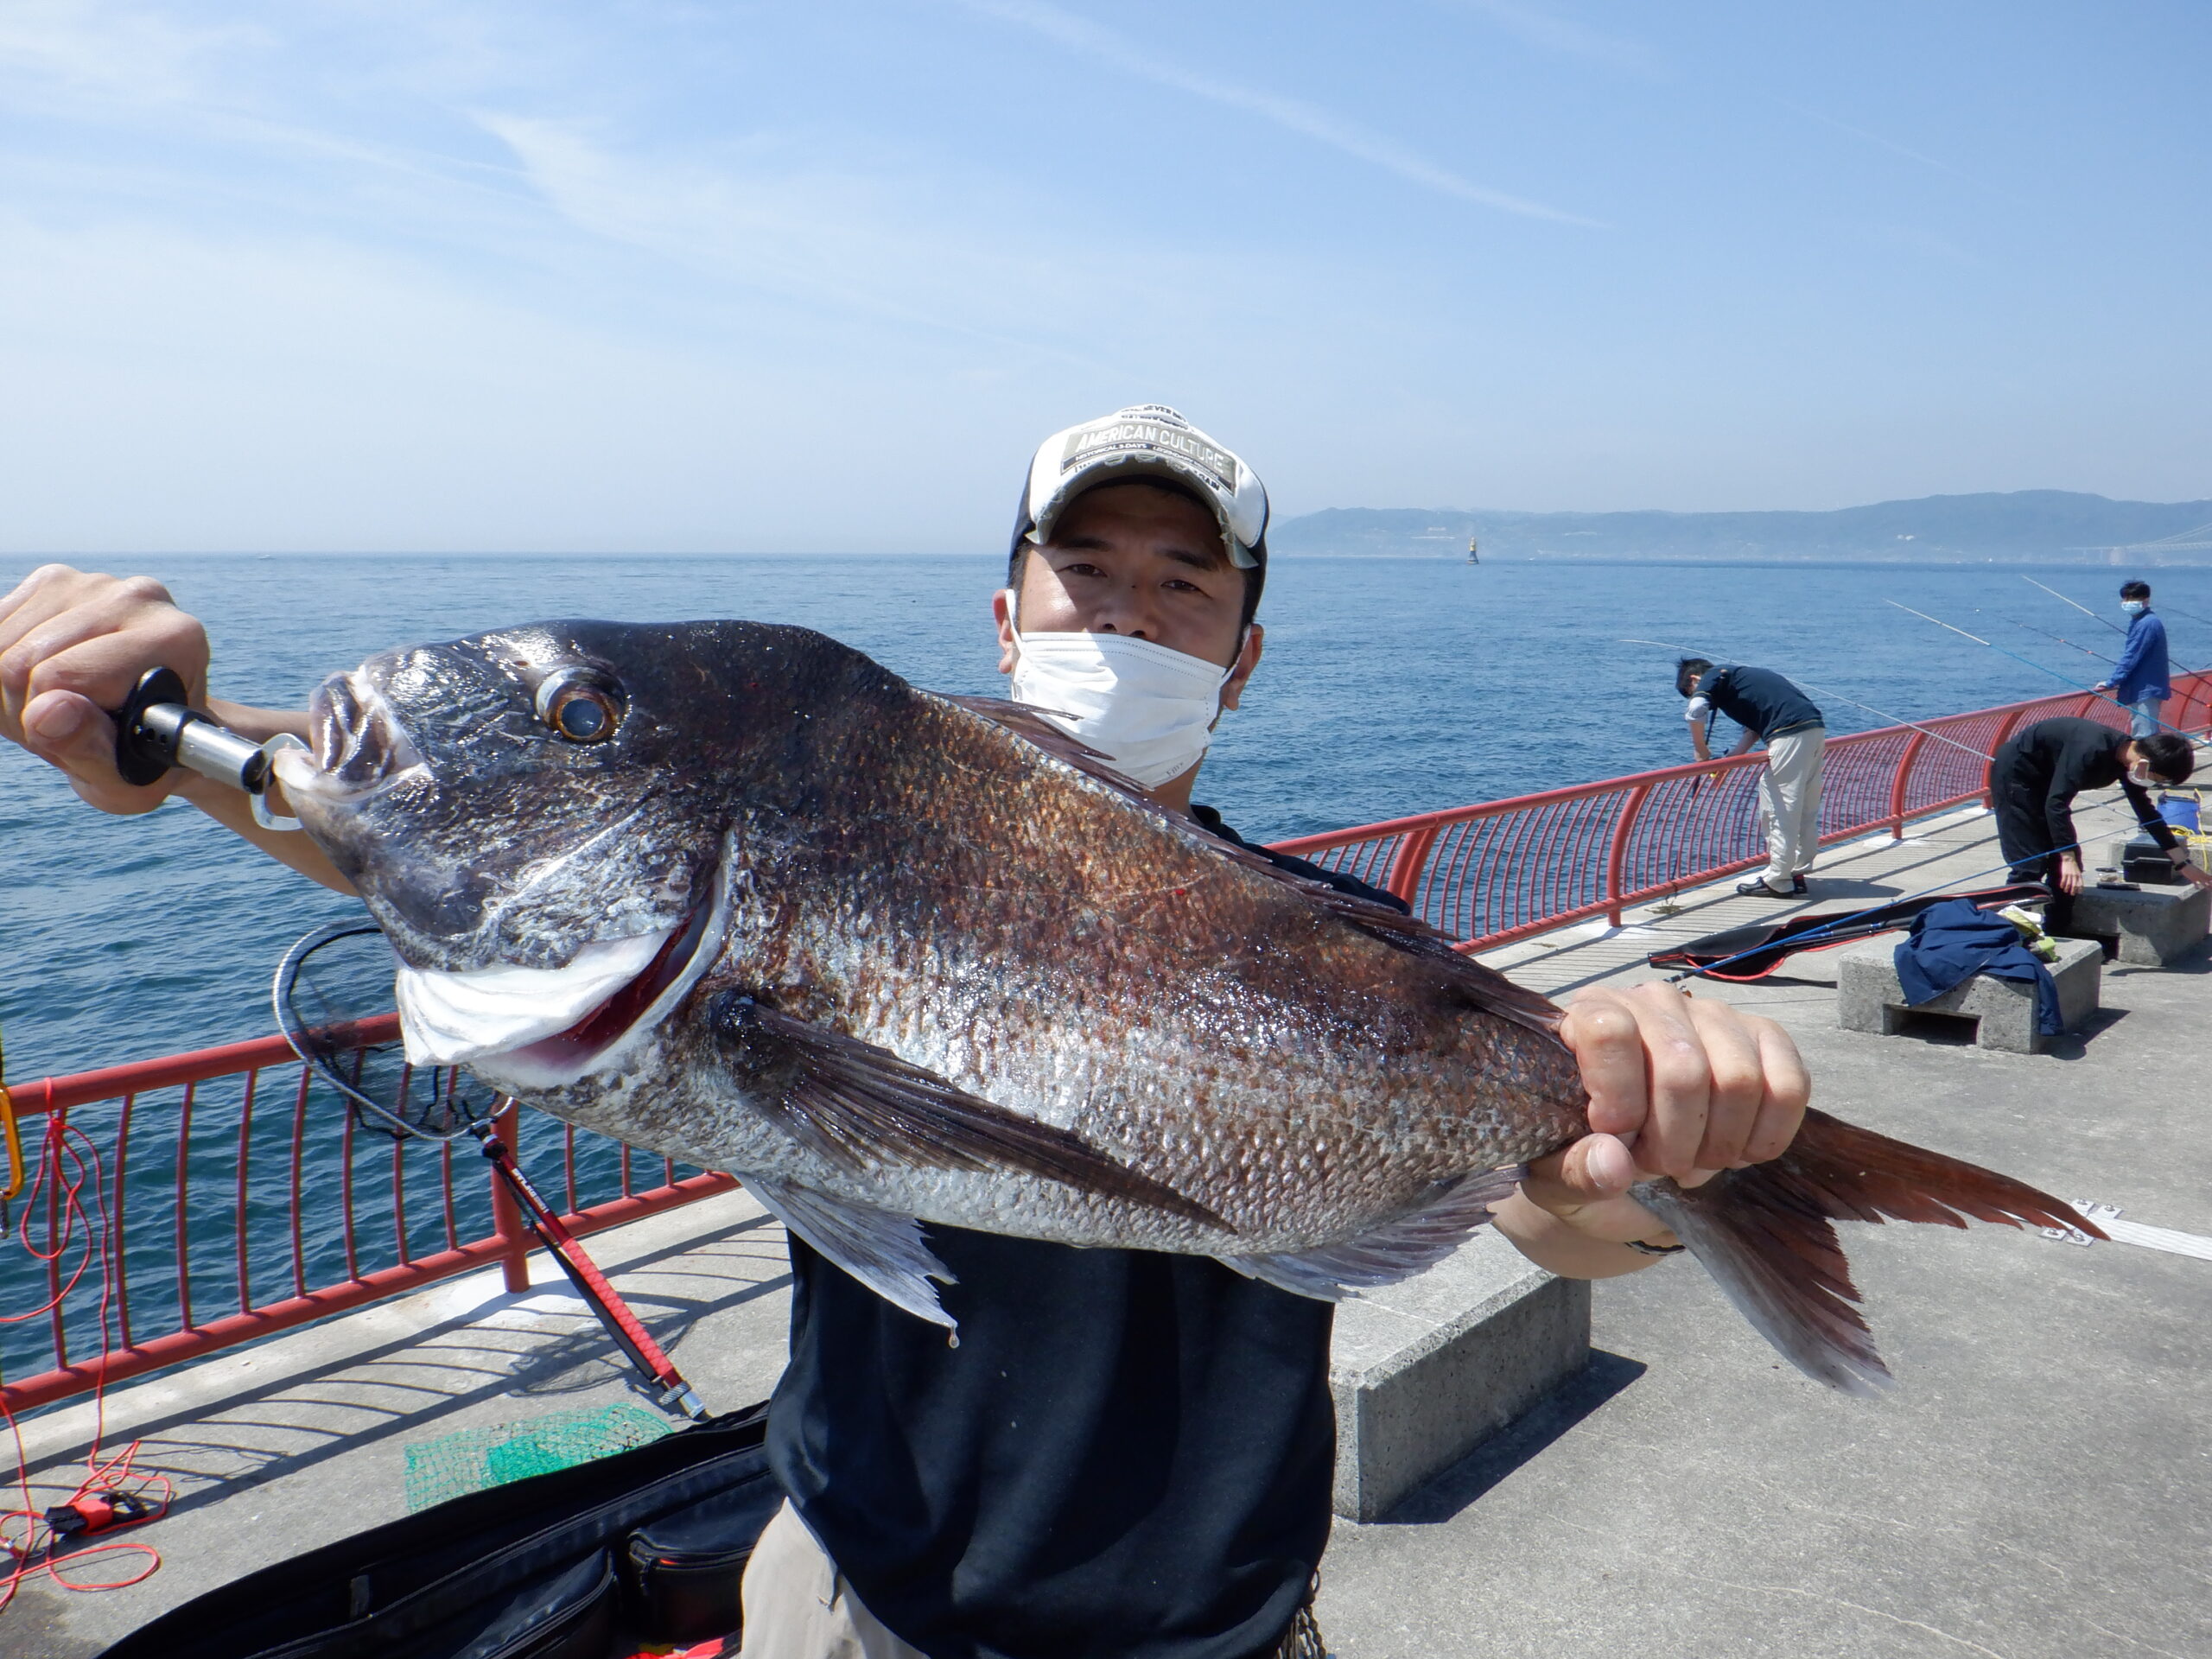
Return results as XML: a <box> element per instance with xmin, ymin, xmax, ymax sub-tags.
<box><xmin>5</xmin><ymin>673</ymin><xmax>2204</xmax><ymax>1415</ymax></box>
<box><xmin>1272</xmin><ymin>673</ymin><xmax>2212</xmax><ymax>952</ymax></box>
<box><xmin>0</xmin><ymin>1019</ymin><xmax>735</xmax><ymax>1414</ymax></box>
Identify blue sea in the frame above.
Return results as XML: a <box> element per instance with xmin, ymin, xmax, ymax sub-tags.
<box><xmin>9</xmin><ymin>552</ymin><xmax>2208</xmax><ymax>1084</ymax></box>
<box><xmin>4</xmin><ymin>552</ymin><xmax>2207</xmax><ymax>1378</ymax></box>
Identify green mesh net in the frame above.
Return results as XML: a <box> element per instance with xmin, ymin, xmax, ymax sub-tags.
<box><xmin>404</xmin><ymin>1402</ymin><xmax>675</xmax><ymax>1512</ymax></box>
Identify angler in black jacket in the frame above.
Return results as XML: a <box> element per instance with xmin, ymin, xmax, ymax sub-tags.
<box><xmin>1987</xmin><ymin>717</ymin><xmax>2209</xmax><ymax>928</ymax></box>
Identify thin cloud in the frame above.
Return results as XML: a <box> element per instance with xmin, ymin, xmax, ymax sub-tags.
<box><xmin>1448</xmin><ymin>0</ymin><xmax>1662</xmax><ymax>78</ymax></box>
<box><xmin>1768</xmin><ymin>95</ymin><xmax>2029</xmax><ymax>206</ymax></box>
<box><xmin>952</xmin><ymin>0</ymin><xmax>1599</xmax><ymax>227</ymax></box>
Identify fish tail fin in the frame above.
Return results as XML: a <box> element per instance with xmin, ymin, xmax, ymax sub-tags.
<box><xmin>1630</xmin><ymin>1107</ymin><xmax>2102</xmax><ymax>1395</ymax></box>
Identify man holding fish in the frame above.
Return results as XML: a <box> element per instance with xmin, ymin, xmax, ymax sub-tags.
<box><xmin>0</xmin><ymin>407</ymin><xmax>1877</xmax><ymax>1659</ymax></box>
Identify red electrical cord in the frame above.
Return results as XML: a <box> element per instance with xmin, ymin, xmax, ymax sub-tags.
<box><xmin>0</xmin><ymin>1118</ymin><xmax>169</xmax><ymax>1616</ymax></box>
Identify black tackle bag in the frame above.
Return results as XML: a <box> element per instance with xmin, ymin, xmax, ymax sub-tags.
<box><xmin>99</xmin><ymin>1402</ymin><xmax>781</xmax><ymax>1659</ymax></box>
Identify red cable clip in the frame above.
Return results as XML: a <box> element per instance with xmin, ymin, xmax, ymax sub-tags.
<box><xmin>45</xmin><ymin>1491</ymin><xmax>156</xmax><ymax>1538</ymax></box>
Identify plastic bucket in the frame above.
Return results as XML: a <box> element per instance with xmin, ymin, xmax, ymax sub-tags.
<box><xmin>2158</xmin><ymin>796</ymin><xmax>2201</xmax><ymax>832</ymax></box>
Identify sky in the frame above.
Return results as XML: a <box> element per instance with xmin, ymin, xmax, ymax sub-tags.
<box><xmin>1</xmin><ymin>0</ymin><xmax>2207</xmax><ymax>553</ymax></box>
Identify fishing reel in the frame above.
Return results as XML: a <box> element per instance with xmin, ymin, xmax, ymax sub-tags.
<box><xmin>110</xmin><ymin>666</ymin><xmax>307</xmax><ymax>831</ymax></box>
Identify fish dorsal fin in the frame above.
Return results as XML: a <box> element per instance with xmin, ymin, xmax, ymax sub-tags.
<box><xmin>938</xmin><ymin>694</ymin><xmax>1563</xmax><ymax>1041</ymax></box>
<box><xmin>743</xmin><ymin>1175</ymin><xmax>957</xmax><ymax>1330</ymax></box>
<box><xmin>1223</xmin><ymin>1165</ymin><xmax>1526</xmax><ymax>1300</ymax></box>
<box><xmin>936</xmin><ymin>693</ymin><xmax>1154</xmax><ymax>796</ymax></box>
<box><xmin>710</xmin><ymin>995</ymin><xmax>1230</xmax><ymax>1233</ymax></box>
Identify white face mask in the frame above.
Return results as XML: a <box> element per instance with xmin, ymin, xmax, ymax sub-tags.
<box><xmin>1003</xmin><ymin>592</ymin><xmax>1239</xmax><ymax>788</ymax></box>
<box><xmin>2123</xmin><ymin>600</ymin><xmax>2147</xmax><ymax>615</ymax></box>
<box><xmin>2129</xmin><ymin>763</ymin><xmax>2157</xmax><ymax>787</ymax></box>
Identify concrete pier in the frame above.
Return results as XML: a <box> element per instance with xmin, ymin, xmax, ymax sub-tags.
<box><xmin>11</xmin><ymin>786</ymin><xmax>2212</xmax><ymax>1659</ymax></box>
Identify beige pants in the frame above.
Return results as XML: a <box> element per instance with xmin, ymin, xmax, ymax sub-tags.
<box><xmin>738</xmin><ymin>1500</ymin><xmax>926</xmax><ymax>1659</ymax></box>
<box><xmin>1756</xmin><ymin>726</ymin><xmax>1825</xmax><ymax>890</ymax></box>
<box><xmin>735</xmin><ymin>1497</ymin><xmax>1320</xmax><ymax>1659</ymax></box>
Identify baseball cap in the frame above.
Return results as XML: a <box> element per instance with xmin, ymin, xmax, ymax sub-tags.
<box><xmin>1008</xmin><ymin>405</ymin><xmax>1268</xmax><ymax>573</ymax></box>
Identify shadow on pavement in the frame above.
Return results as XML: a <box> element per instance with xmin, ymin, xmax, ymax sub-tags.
<box><xmin>1376</xmin><ymin>1350</ymin><xmax>1647</xmax><ymax>1527</ymax></box>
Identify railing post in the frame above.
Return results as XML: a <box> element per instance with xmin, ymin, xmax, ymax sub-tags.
<box><xmin>1981</xmin><ymin>709</ymin><xmax>2028</xmax><ymax>806</ymax></box>
<box><xmin>1603</xmin><ymin>784</ymin><xmax>1652</xmax><ymax>925</ymax></box>
<box><xmin>1886</xmin><ymin>732</ymin><xmax>1928</xmax><ymax>838</ymax></box>
<box><xmin>488</xmin><ymin>1100</ymin><xmax>532</xmax><ymax>1294</ymax></box>
<box><xmin>1382</xmin><ymin>826</ymin><xmax>1440</xmax><ymax>908</ymax></box>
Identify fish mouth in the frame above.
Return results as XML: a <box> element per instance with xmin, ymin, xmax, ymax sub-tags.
<box><xmin>395</xmin><ymin>862</ymin><xmax>731</xmax><ymax>1090</ymax></box>
<box><xmin>280</xmin><ymin>671</ymin><xmax>427</xmax><ymax>802</ymax></box>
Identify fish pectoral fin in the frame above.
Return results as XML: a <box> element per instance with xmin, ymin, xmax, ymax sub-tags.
<box><xmin>744</xmin><ymin>1177</ymin><xmax>957</xmax><ymax>1330</ymax></box>
<box><xmin>711</xmin><ymin>995</ymin><xmax>1230</xmax><ymax>1232</ymax></box>
<box><xmin>1221</xmin><ymin>1165</ymin><xmax>1525</xmax><ymax>1300</ymax></box>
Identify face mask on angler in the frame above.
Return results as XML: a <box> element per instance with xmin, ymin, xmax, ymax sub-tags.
<box><xmin>1003</xmin><ymin>593</ymin><xmax>1240</xmax><ymax>789</ymax></box>
<box><xmin>2123</xmin><ymin>600</ymin><xmax>2147</xmax><ymax>616</ymax></box>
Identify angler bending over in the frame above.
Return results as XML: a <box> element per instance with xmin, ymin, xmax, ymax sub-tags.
<box><xmin>1676</xmin><ymin>658</ymin><xmax>1827</xmax><ymax>899</ymax></box>
<box><xmin>1987</xmin><ymin>715</ymin><xmax>2211</xmax><ymax>931</ymax></box>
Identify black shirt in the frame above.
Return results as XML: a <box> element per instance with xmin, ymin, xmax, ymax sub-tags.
<box><xmin>766</xmin><ymin>808</ymin><xmax>1408</xmax><ymax>1659</ymax></box>
<box><xmin>1990</xmin><ymin>716</ymin><xmax>2180</xmax><ymax>861</ymax></box>
<box><xmin>1688</xmin><ymin>664</ymin><xmax>1823</xmax><ymax>741</ymax></box>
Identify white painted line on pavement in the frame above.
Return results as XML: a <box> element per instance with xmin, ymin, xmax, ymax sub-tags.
<box><xmin>2040</xmin><ymin>1201</ymin><xmax>2212</xmax><ymax>1262</ymax></box>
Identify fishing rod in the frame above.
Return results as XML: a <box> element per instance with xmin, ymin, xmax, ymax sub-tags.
<box><xmin>1880</xmin><ymin>600</ymin><xmax>2196</xmax><ymax>738</ymax></box>
<box><xmin>1663</xmin><ymin>844</ymin><xmax>2089</xmax><ymax>983</ymax></box>
<box><xmin>2019</xmin><ymin>576</ymin><xmax>2126</xmax><ymax>636</ymax></box>
<box><xmin>1619</xmin><ymin>640</ymin><xmax>2000</xmax><ymax>767</ymax></box>
<box><xmin>1615</xmin><ymin>638</ymin><xmax>1734</xmax><ymax>912</ymax></box>
<box><xmin>2001</xmin><ymin>617</ymin><xmax>2115</xmax><ymax>665</ymax></box>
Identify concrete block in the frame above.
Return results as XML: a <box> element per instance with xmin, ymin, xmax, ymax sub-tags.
<box><xmin>1328</xmin><ymin>1230</ymin><xmax>1590</xmax><ymax>1522</ymax></box>
<box><xmin>2064</xmin><ymin>880</ymin><xmax>2210</xmax><ymax>965</ymax></box>
<box><xmin>2098</xmin><ymin>836</ymin><xmax>2212</xmax><ymax>881</ymax></box>
<box><xmin>1835</xmin><ymin>935</ymin><xmax>2101</xmax><ymax>1054</ymax></box>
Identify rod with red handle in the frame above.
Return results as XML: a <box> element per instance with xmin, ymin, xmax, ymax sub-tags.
<box><xmin>480</xmin><ymin>1129</ymin><xmax>707</xmax><ymax>1420</ymax></box>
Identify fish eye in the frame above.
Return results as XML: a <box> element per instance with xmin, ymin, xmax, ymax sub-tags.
<box><xmin>534</xmin><ymin>670</ymin><xmax>625</xmax><ymax>745</ymax></box>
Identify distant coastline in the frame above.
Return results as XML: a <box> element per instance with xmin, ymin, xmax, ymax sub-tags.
<box><xmin>1272</xmin><ymin>490</ymin><xmax>2212</xmax><ymax>565</ymax></box>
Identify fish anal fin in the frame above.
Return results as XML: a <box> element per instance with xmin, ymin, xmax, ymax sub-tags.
<box><xmin>744</xmin><ymin>1177</ymin><xmax>955</xmax><ymax>1330</ymax></box>
<box><xmin>1224</xmin><ymin>1166</ymin><xmax>1525</xmax><ymax>1300</ymax></box>
<box><xmin>1637</xmin><ymin>1106</ymin><xmax>2107</xmax><ymax>1395</ymax></box>
<box><xmin>710</xmin><ymin>994</ymin><xmax>1230</xmax><ymax>1233</ymax></box>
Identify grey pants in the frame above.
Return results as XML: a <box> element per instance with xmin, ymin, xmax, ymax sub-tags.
<box><xmin>1757</xmin><ymin>727</ymin><xmax>1826</xmax><ymax>890</ymax></box>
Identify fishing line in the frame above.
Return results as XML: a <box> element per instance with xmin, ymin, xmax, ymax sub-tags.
<box><xmin>2020</xmin><ymin>576</ymin><xmax>2127</xmax><ymax>635</ymax></box>
<box><xmin>2001</xmin><ymin>617</ymin><xmax>2115</xmax><ymax>665</ymax></box>
<box><xmin>1881</xmin><ymin>600</ymin><xmax>2197</xmax><ymax>737</ymax></box>
<box><xmin>1779</xmin><ymin>679</ymin><xmax>1996</xmax><ymax>766</ymax></box>
<box><xmin>1620</xmin><ymin>639</ymin><xmax>1993</xmax><ymax>761</ymax></box>
<box><xmin>0</xmin><ymin>1118</ymin><xmax>170</xmax><ymax>1611</ymax></box>
<box><xmin>2016</xmin><ymin>576</ymin><xmax>2212</xmax><ymax>674</ymax></box>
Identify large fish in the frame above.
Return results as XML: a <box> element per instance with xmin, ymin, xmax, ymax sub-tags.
<box><xmin>272</xmin><ymin>619</ymin><xmax>2100</xmax><ymax>1393</ymax></box>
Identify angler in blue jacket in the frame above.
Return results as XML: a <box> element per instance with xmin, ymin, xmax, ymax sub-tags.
<box><xmin>2094</xmin><ymin>580</ymin><xmax>2171</xmax><ymax>736</ymax></box>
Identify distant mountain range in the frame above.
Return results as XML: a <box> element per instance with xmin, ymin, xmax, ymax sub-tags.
<box><xmin>1271</xmin><ymin>491</ymin><xmax>2212</xmax><ymax>563</ymax></box>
